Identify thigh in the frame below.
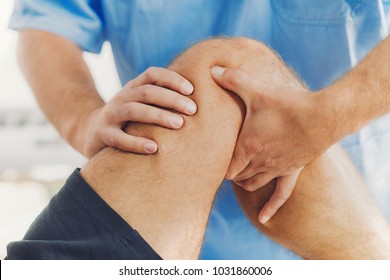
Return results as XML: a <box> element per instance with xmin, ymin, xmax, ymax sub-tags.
<box><xmin>235</xmin><ymin>145</ymin><xmax>390</xmax><ymax>259</ymax></box>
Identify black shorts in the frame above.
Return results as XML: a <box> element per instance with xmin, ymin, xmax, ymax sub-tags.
<box><xmin>6</xmin><ymin>169</ymin><xmax>162</xmax><ymax>260</ymax></box>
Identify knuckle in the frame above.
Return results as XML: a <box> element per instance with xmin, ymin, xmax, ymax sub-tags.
<box><xmin>245</xmin><ymin>142</ymin><xmax>264</xmax><ymax>157</ymax></box>
<box><xmin>264</xmin><ymin>158</ymin><xmax>274</xmax><ymax>168</ymax></box>
<box><xmin>139</xmin><ymin>85</ymin><xmax>152</xmax><ymax>100</ymax></box>
<box><xmin>124</xmin><ymin>103</ymin><xmax>136</xmax><ymax>119</ymax></box>
<box><xmin>115</xmin><ymin>92</ymin><xmax>127</xmax><ymax>103</ymax></box>
<box><xmin>156</xmin><ymin>110</ymin><xmax>165</xmax><ymax>121</ymax></box>
<box><xmin>140</xmin><ymin>90</ymin><xmax>148</xmax><ymax>100</ymax></box>
<box><xmin>145</xmin><ymin>66</ymin><xmax>158</xmax><ymax>79</ymax></box>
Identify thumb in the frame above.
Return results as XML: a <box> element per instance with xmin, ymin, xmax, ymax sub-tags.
<box><xmin>211</xmin><ymin>66</ymin><xmax>256</xmax><ymax>106</ymax></box>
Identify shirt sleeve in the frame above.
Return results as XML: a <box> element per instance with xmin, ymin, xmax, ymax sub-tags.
<box><xmin>8</xmin><ymin>0</ymin><xmax>105</xmax><ymax>54</ymax></box>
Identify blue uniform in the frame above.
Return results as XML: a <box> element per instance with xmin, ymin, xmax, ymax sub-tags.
<box><xmin>10</xmin><ymin>0</ymin><xmax>390</xmax><ymax>259</ymax></box>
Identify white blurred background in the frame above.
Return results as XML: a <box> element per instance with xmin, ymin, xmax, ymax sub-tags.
<box><xmin>0</xmin><ymin>0</ymin><xmax>121</xmax><ymax>258</ymax></box>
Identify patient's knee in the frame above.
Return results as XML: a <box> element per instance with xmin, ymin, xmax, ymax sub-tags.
<box><xmin>123</xmin><ymin>38</ymin><xmax>247</xmax><ymax>160</ymax></box>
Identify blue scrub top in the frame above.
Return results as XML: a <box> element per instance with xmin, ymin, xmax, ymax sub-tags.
<box><xmin>10</xmin><ymin>0</ymin><xmax>390</xmax><ymax>260</ymax></box>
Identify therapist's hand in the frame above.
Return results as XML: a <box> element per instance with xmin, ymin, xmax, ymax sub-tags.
<box><xmin>83</xmin><ymin>67</ymin><xmax>197</xmax><ymax>158</ymax></box>
<box><xmin>211</xmin><ymin>66</ymin><xmax>333</xmax><ymax>223</ymax></box>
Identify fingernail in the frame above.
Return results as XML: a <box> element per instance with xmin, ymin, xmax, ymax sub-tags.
<box><xmin>226</xmin><ymin>172</ymin><xmax>233</xmax><ymax>180</ymax></box>
<box><xmin>182</xmin><ymin>81</ymin><xmax>194</xmax><ymax>95</ymax></box>
<box><xmin>259</xmin><ymin>215</ymin><xmax>270</xmax><ymax>224</ymax></box>
<box><xmin>211</xmin><ymin>66</ymin><xmax>225</xmax><ymax>77</ymax></box>
<box><xmin>185</xmin><ymin>101</ymin><xmax>197</xmax><ymax>115</ymax></box>
<box><xmin>169</xmin><ymin>115</ymin><xmax>184</xmax><ymax>128</ymax></box>
<box><xmin>144</xmin><ymin>142</ymin><xmax>158</xmax><ymax>153</ymax></box>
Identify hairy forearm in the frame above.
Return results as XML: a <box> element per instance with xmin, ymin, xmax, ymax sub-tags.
<box><xmin>18</xmin><ymin>30</ymin><xmax>104</xmax><ymax>154</ymax></box>
<box><xmin>317</xmin><ymin>35</ymin><xmax>390</xmax><ymax>142</ymax></box>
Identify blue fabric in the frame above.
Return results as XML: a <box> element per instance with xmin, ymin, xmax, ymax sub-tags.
<box><xmin>9</xmin><ymin>0</ymin><xmax>390</xmax><ymax>259</ymax></box>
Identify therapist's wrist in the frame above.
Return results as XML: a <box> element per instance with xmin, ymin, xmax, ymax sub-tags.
<box><xmin>314</xmin><ymin>85</ymin><xmax>357</xmax><ymax>146</ymax></box>
<box><xmin>64</xmin><ymin>104</ymin><xmax>104</xmax><ymax>157</ymax></box>
<box><xmin>294</xmin><ymin>91</ymin><xmax>337</xmax><ymax>155</ymax></box>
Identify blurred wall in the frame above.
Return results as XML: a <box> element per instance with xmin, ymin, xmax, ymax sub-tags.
<box><xmin>0</xmin><ymin>0</ymin><xmax>122</xmax><ymax>258</ymax></box>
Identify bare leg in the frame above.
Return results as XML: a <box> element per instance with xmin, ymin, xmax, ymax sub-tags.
<box><xmin>235</xmin><ymin>145</ymin><xmax>390</xmax><ymax>259</ymax></box>
<box><xmin>81</xmin><ymin>38</ymin><xmax>390</xmax><ymax>260</ymax></box>
<box><xmin>81</xmin><ymin>41</ymin><xmax>246</xmax><ymax>259</ymax></box>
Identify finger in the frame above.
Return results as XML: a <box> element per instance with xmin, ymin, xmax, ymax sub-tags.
<box><xmin>210</xmin><ymin>66</ymin><xmax>258</xmax><ymax>105</ymax></box>
<box><xmin>257</xmin><ymin>172</ymin><xmax>300</xmax><ymax>224</ymax></box>
<box><xmin>129</xmin><ymin>66</ymin><xmax>194</xmax><ymax>95</ymax></box>
<box><xmin>236</xmin><ymin>172</ymin><xmax>275</xmax><ymax>192</ymax></box>
<box><xmin>226</xmin><ymin>133</ymin><xmax>251</xmax><ymax>179</ymax></box>
<box><xmin>115</xmin><ymin>102</ymin><xmax>185</xmax><ymax>129</ymax></box>
<box><xmin>102</xmin><ymin>127</ymin><xmax>158</xmax><ymax>154</ymax></box>
<box><xmin>234</xmin><ymin>156</ymin><xmax>270</xmax><ymax>182</ymax></box>
<box><xmin>128</xmin><ymin>85</ymin><xmax>197</xmax><ymax>115</ymax></box>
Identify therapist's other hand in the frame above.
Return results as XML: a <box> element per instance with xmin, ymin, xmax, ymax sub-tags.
<box><xmin>211</xmin><ymin>66</ymin><xmax>332</xmax><ymax>223</ymax></box>
<box><xmin>83</xmin><ymin>67</ymin><xmax>196</xmax><ymax>158</ymax></box>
